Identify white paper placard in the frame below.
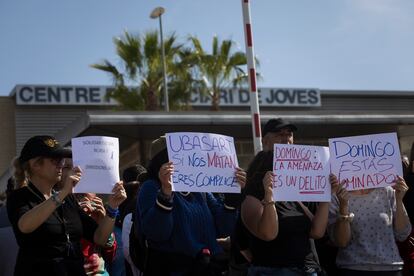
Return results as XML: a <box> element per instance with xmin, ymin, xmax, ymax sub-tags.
<box><xmin>166</xmin><ymin>132</ymin><xmax>240</xmax><ymax>193</ymax></box>
<box><xmin>273</xmin><ymin>144</ymin><xmax>331</xmax><ymax>202</ymax></box>
<box><xmin>71</xmin><ymin>136</ymin><xmax>120</xmax><ymax>194</ymax></box>
<box><xmin>329</xmin><ymin>132</ymin><xmax>402</xmax><ymax>191</ymax></box>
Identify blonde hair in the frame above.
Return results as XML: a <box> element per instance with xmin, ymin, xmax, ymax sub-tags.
<box><xmin>12</xmin><ymin>157</ymin><xmax>30</xmax><ymax>188</ymax></box>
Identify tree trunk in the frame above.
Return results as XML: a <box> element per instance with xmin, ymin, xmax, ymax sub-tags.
<box><xmin>146</xmin><ymin>89</ymin><xmax>158</xmax><ymax>111</ymax></box>
<box><xmin>211</xmin><ymin>89</ymin><xmax>220</xmax><ymax>111</ymax></box>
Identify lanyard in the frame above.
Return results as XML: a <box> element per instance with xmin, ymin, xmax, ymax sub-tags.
<box><xmin>26</xmin><ymin>183</ymin><xmax>74</xmax><ymax>256</ymax></box>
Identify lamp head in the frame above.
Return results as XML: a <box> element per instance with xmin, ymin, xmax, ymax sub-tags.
<box><xmin>150</xmin><ymin>7</ymin><xmax>165</xmax><ymax>19</ymax></box>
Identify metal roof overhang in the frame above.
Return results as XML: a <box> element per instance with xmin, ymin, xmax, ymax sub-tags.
<box><xmin>55</xmin><ymin>111</ymin><xmax>414</xmax><ymax>152</ymax></box>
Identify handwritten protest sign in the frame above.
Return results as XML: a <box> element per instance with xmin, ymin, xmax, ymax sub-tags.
<box><xmin>72</xmin><ymin>136</ymin><xmax>120</xmax><ymax>194</ymax></box>
<box><xmin>273</xmin><ymin>144</ymin><xmax>331</xmax><ymax>202</ymax></box>
<box><xmin>329</xmin><ymin>133</ymin><xmax>402</xmax><ymax>191</ymax></box>
<box><xmin>166</xmin><ymin>132</ymin><xmax>240</xmax><ymax>193</ymax></box>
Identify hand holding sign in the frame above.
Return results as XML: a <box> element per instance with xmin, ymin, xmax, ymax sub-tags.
<box><xmin>107</xmin><ymin>181</ymin><xmax>127</xmax><ymax>210</ymax></box>
<box><xmin>263</xmin><ymin>171</ymin><xmax>275</xmax><ymax>202</ymax></box>
<box><xmin>61</xmin><ymin>166</ymin><xmax>82</xmax><ymax>196</ymax></box>
<box><xmin>235</xmin><ymin>167</ymin><xmax>247</xmax><ymax>189</ymax></box>
<box><xmin>159</xmin><ymin>162</ymin><xmax>174</xmax><ymax>197</ymax></box>
<box><xmin>393</xmin><ymin>176</ymin><xmax>409</xmax><ymax>202</ymax></box>
<box><xmin>328</xmin><ymin>133</ymin><xmax>402</xmax><ymax>191</ymax></box>
<box><xmin>330</xmin><ymin>174</ymin><xmax>350</xmax><ymax>212</ymax></box>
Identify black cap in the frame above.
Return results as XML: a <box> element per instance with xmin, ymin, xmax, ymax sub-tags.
<box><xmin>19</xmin><ymin>135</ymin><xmax>72</xmax><ymax>164</ymax></box>
<box><xmin>262</xmin><ymin>118</ymin><xmax>297</xmax><ymax>136</ymax></box>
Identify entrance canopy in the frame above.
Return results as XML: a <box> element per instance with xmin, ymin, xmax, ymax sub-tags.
<box><xmin>55</xmin><ymin>111</ymin><xmax>414</xmax><ymax>154</ymax></box>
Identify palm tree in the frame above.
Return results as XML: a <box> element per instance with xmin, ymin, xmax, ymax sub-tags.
<box><xmin>91</xmin><ymin>31</ymin><xmax>193</xmax><ymax>111</ymax></box>
<box><xmin>189</xmin><ymin>36</ymin><xmax>248</xmax><ymax>110</ymax></box>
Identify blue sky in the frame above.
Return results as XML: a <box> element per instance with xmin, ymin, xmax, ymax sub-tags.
<box><xmin>1</xmin><ymin>0</ymin><xmax>414</xmax><ymax>95</ymax></box>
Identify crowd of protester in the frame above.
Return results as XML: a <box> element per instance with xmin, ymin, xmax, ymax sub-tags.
<box><xmin>0</xmin><ymin>119</ymin><xmax>413</xmax><ymax>276</ymax></box>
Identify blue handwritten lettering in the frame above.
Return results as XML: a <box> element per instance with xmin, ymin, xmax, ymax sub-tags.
<box><xmin>172</xmin><ymin>154</ymin><xmax>184</xmax><ymax>166</ymax></box>
<box><xmin>168</xmin><ymin>134</ymin><xmax>234</xmax><ymax>153</ymax></box>
<box><xmin>332</xmin><ymin>140</ymin><xmax>395</xmax><ymax>159</ymax></box>
<box><xmin>338</xmin><ymin>158</ymin><xmax>394</xmax><ymax>174</ymax></box>
<box><xmin>187</xmin><ymin>152</ymin><xmax>206</xmax><ymax>167</ymax></box>
<box><xmin>195</xmin><ymin>172</ymin><xmax>237</xmax><ymax>187</ymax></box>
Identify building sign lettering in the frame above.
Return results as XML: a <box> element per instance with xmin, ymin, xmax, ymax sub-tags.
<box><xmin>15</xmin><ymin>85</ymin><xmax>321</xmax><ymax>107</ymax></box>
<box><xmin>15</xmin><ymin>85</ymin><xmax>117</xmax><ymax>106</ymax></box>
<box><xmin>190</xmin><ymin>88</ymin><xmax>320</xmax><ymax>106</ymax></box>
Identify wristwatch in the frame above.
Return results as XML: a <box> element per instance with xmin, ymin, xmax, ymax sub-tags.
<box><xmin>338</xmin><ymin>212</ymin><xmax>354</xmax><ymax>222</ymax></box>
<box><xmin>50</xmin><ymin>191</ymin><xmax>63</xmax><ymax>207</ymax></box>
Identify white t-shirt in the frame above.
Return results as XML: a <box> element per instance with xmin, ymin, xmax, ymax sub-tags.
<box><xmin>328</xmin><ymin>187</ymin><xmax>411</xmax><ymax>271</ymax></box>
<box><xmin>122</xmin><ymin>213</ymin><xmax>141</xmax><ymax>276</ymax></box>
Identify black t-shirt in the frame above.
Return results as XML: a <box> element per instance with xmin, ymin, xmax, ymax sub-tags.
<box><xmin>7</xmin><ymin>183</ymin><xmax>98</xmax><ymax>275</ymax></box>
<box><xmin>245</xmin><ymin>186</ymin><xmax>317</xmax><ymax>268</ymax></box>
<box><xmin>404</xmin><ymin>172</ymin><xmax>414</xmax><ymax>225</ymax></box>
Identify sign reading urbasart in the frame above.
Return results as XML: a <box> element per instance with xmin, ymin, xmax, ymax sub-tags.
<box><xmin>72</xmin><ymin>136</ymin><xmax>120</xmax><ymax>194</ymax></box>
<box><xmin>329</xmin><ymin>133</ymin><xmax>402</xmax><ymax>191</ymax></box>
<box><xmin>166</xmin><ymin>132</ymin><xmax>240</xmax><ymax>193</ymax></box>
<box><xmin>15</xmin><ymin>85</ymin><xmax>118</xmax><ymax>105</ymax></box>
<box><xmin>273</xmin><ymin>144</ymin><xmax>331</xmax><ymax>202</ymax></box>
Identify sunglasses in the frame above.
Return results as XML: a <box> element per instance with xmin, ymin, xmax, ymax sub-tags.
<box><xmin>49</xmin><ymin>158</ymin><xmax>66</xmax><ymax>167</ymax></box>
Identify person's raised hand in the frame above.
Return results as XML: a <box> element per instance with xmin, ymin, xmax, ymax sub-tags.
<box><xmin>61</xmin><ymin>166</ymin><xmax>82</xmax><ymax>197</ymax></box>
<box><xmin>89</xmin><ymin>196</ymin><xmax>106</xmax><ymax>222</ymax></box>
<box><xmin>330</xmin><ymin>173</ymin><xmax>340</xmax><ymax>194</ymax></box>
<box><xmin>235</xmin><ymin>167</ymin><xmax>247</xmax><ymax>189</ymax></box>
<box><xmin>108</xmin><ymin>181</ymin><xmax>127</xmax><ymax>209</ymax></box>
<box><xmin>158</xmin><ymin>161</ymin><xmax>174</xmax><ymax>196</ymax></box>
<box><xmin>393</xmin><ymin>175</ymin><xmax>409</xmax><ymax>202</ymax></box>
<box><xmin>336</xmin><ymin>180</ymin><xmax>350</xmax><ymax>210</ymax></box>
<box><xmin>263</xmin><ymin>171</ymin><xmax>275</xmax><ymax>202</ymax></box>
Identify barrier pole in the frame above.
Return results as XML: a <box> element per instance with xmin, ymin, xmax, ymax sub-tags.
<box><xmin>241</xmin><ymin>0</ymin><xmax>262</xmax><ymax>154</ymax></box>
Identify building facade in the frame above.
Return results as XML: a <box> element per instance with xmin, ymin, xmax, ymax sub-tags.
<box><xmin>1</xmin><ymin>85</ymin><xmax>413</xmax><ymax>190</ymax></box>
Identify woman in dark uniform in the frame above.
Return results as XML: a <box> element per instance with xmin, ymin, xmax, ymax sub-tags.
<box><xmin>7</xmin><ymin>135</ymin><xmax>126</xmax><ymax>276</ymax></box>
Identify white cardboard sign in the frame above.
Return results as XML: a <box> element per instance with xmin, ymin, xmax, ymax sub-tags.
<box><xmin>166</xmin><ymin>132</ymin><xmax>240</xmax><ymax>193</ymax></box>
<box><xmin>273</xmin><ymin>144</ymin><xmax>331</xmax><ymax>202</ymax></box>
<box><xmin>71</xmin><ymin>136</ymin><xmax>120</xmax><ymax>194</ymax></box>
<box><xmin>329</xmin><ymin>132</ymin><xmax>402</xmax><ymax>191</ymax></box>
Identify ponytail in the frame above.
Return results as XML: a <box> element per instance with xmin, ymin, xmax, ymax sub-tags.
<box><xmin>12</xmin><ymin>157</ymin><xmax>28</xmax><ymax>188</ymax></box>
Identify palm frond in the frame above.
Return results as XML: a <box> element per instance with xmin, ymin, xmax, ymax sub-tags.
<box><xmin>90</xmin><ymin>60</ymin><xmax>125</xmax><ymax>86</ymax></box>
<box><xmin>114</xmin><ymin>31</ymin><xmax>142</xmax><ymax>79</ymax></box>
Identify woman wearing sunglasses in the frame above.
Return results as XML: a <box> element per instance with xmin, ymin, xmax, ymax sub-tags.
<box><xmin>7</xmin><ymin>135</ymin><xmax>126</xmax><ymax>276</ymax></box>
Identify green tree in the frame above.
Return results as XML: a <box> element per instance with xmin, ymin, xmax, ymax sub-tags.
<box><xmin>91</xmin><ymin>31</ymin><xmax>193</xmax><ymax>111</ymax></box>
<box><xmin>189</xmin><ymin>36</ymin><xmax>249</xmax><ymax>110</ymax></box>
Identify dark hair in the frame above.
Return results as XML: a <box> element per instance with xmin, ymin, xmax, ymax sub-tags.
<box><xmin>12</xmin><ymin>156</ymin><xmax>47</xmax><ymax>188</ymax></box>
<box><xmin>143</xmin><ymin>148</ymin><xmax>169</xmax><ymax>183</ymax></box>
<box><xmin>12</xmin><ymin>157</ymin><xmax>30</xmax><ymax>188</ymax></box>
<box><xmin>244</xmin><ymin>151</ymin><xmax>274</xmax><ymax>200</ymax></box>
<box><xmin>122</xmin><ymin>164</ymin><xmax>147</xmax><ymax>183</ymax></box>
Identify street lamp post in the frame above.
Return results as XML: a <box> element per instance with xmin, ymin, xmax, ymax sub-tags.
<box><xmin>150</xmin><ymin>6</ymin><xmax>169</xmax><ymax>112</ymax></box>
